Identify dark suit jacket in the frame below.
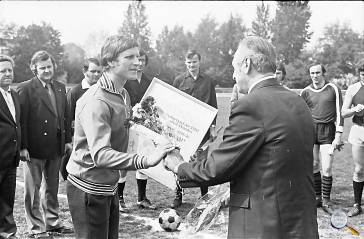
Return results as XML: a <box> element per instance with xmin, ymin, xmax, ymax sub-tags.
<box><xmin>0</xmin><ymin>89</ymin><xmax>21</xmax><ymax>169</ymax></box>
<box><xmin>124</xmin><ymin>73</ymin><xmax>151</xmax><ymax>107</ymax></box>
<box><xmin>177</xmin><ymin>78</ymin><xmax>319</xmax><ymax>239</ymax></box>
<box><xmin>16</xmin><ymin>77</ymin><xmax>71</xmax><ymax>159</ymax></box>
<box><xmin>67</xmin><ymin>83</ymin><xmax>87</xmax><ymax>124</ymax></box>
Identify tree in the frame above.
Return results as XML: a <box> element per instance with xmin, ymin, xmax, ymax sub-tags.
<box><xmin>62</xmin><ymin>43</ymin><xmax>86</xmax><ymax>84</ymax></box>
<box><xmin>118</xmin><ymin>0</ymin><xmax>152</xmax><ymax>53</ymax></box>
<box><xmin>191</xmin><ymin>15</ymin><xmax>220</xmax><ymax>84</ymax></box>
<box><xmin>10</xmin><ymin>22</ymin><xmax>63</xmax><ymax>83</ymax></box>
<box><xmin>271</xmin><ymin>1</ymin><xmax>312</xmax><ymax>64</ymax></box>
<box><xmin>216</xmin><ymin>14</ymin><xmax>248</xmax><ymax>87</ymax></box>
<box><xmin>82</xmin><ymin>30</ymin><xmax>110</xmax><ymax>58</ymax></box>
<box><xmin>155</xmin><ymin>25</ymin><xmax>191</xmax><ymax>82</ymax></box>
<box><xmin>313</xmin><ymin>22</ymin><xmax>364</xmax><ymax>78</ymax></box>
<box><xmin>251</xmin><ymin>1</ymin><xmax>272</xmax><ymax>40</ymax></box>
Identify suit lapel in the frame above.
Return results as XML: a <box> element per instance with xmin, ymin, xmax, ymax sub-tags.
<box><xmin>0</xmin><ymin>92</ymin><xmax>14</xmax><ymax>124</ymax></box>
<box><xmin>32</xmin><ymin>78</ymin><xmax>58</xmax><ymax>116</ymax></box>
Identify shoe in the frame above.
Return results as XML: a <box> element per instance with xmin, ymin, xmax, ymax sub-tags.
<box><xmin>47</xmin><ymin>225</ymin><xmax>73</xmax><ymax>234</ymax></box>
<box><xmin>137</xmin><ymin>198</ymin><xmax>157</xmax><ymax>210</ymax></box>
<box><xmin>119</xmin><ymin>198</ymin><xmax>130</xmax><ymax>213</ymax></box>
<box><xmin>348</xmin><ymin>204</ymin><xmax>362</xmax><ymax>217</ymax></box>
<box><xmin>29</xmin><ymin>232</ymin><xmax>53</xmax><ymax>239</ymax></box>
<box><xmin>316</xmin><ymin>197</ymin><xmax>322</xmax><ymax>208</ymax></box>
<box><xmin>322</xmin><ymin>201</ymin><xmax>334</xmax><ymax>215</ymax></box>
<box><xmin>170</xmin><ymin>191</ymin><xmax>182</xmax><ymax>208</ymax></box>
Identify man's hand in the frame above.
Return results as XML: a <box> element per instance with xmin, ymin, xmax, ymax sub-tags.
<box><xmin>354</xmin><ymin>104</ymin><xmax>364</xmax><ymax>116</ymax></box>
<box><xmin>146</xmin><ymin>142</ymin><xmax>176</xmax><ymax>168</ymax></box>
<box><xmin>164</xmin><ymin>149</ymin><xmax>185</xmax><ymax>174</ymax></box>
<box><xmin>20</xmin><ymin>149</ymin><xmax>30</xmax><ymax>162</ymax></box>
<box><xmin>331</xmin><ymin>133</ymin><xmax>343</xmax><ymax>152</ymax></box>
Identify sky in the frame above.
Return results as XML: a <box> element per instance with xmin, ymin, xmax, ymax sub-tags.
<box><xmin>0</xmin><ymin>1</ymin><xmax>363</xmax><ymax>55</ymax></box>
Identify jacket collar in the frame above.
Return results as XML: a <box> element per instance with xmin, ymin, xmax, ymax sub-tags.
<box><xmin>248</xmin><ymin>75</ymin><xmax>279</xmax><ymax>94</ymax></box>
<box><xmin>99</xmin><ymin>74</ymin><xmax>126</xmax><ymax>97</ymax></box>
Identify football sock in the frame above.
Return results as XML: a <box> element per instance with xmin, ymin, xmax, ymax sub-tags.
<box><xmin>353</xmin><ymin>181</ymin><xmax>364</xmax><ymax>206</ymax></box>
<box><xmin>200</xmin><ymin>186</ymin><xmax>208</xmax><ymax>196</ymax></box>
<box><xmin>313</xmin><ymin>172</ymin><xmax>322</xmax><ymax>199</ymax></box>
<box><xmin>137</xmin><ymin>179</ymin><xmax>147</xmax><ymax>202</ymax></box>
<box><xmin>118</xmin><ymin>182</ymin><xmax>125</xmax><ymax>200</ymax></box>
<box><xmin>322</xmin><ymin>175</ymin><xmax>333</xmax><ymax>201</ymax></box>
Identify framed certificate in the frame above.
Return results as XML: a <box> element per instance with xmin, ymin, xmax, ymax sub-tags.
<box><xmin>127</xmin><ymin>78</ymin><xmax>217</xmax><ymax>189</ymax></box>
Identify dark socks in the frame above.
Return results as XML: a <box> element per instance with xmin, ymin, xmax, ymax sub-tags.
<box><xmin>118</xmin><ymin>182</ymin><xmax>125</xmax><ymax>199</ymax></box>
<box><xmin>322</xmin><ymin>175</ymin><xmax>333</xmax><ymax>201</ymax></box>
<box><xmin>200</xmin><ymin>186</ymin><xmax>208</xmax><ymax>196</ymax></box>
<box><xmin>353</xmin><ymin>181</ymin><xmax>364</xmax><ymax>205</ymax></box>
<box><xmin>137</xmin><ymin>179</ymin><xmax>147</xmax><ymax>202</ymax></box>
<box><xmin>314</xmin><ymin>172</ymin><xmax>322</xmax><ymax>199</ymax></box>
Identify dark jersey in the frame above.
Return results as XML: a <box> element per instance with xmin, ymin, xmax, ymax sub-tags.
<box><xmin>301</xmin><ymin>82</ymin><xmax>344</xmax><ymax>132</ymax></box>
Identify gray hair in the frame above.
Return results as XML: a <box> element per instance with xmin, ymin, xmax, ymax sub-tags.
<box><xmin>239</xmin><ymin>36</ymin><xmax>276</xmax><ymax>74</ymax></box>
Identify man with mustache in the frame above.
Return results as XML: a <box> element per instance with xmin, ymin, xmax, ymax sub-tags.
<box><xmin>0</xmin><ymin>54</ymin><xmax>21</xmax><ymax>239</ymax></box>
<box><xmin>16</xmin><ymin>51</ymin><xmax>73</xmax><ymax>238</ymax></box>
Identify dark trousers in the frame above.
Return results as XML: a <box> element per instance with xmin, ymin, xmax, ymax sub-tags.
<box><xmin>66</xmin><ymin>181</ymin><xmax>119</xmax><ymax>239</ymax></box>
<box><xmin>0</xmin><ymin>167</ymin><xmax>17</xmax><ymax>238</ymax></box>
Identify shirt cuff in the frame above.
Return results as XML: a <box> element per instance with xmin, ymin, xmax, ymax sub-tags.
<box><xmin>336</xmin><ymin>126</ymin><xmax>344</xmax><ymax>133</ymax></box>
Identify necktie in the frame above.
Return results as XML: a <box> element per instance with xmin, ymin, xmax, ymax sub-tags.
<box><xmin>46</xmin><ymin>82</ymin><xmax>58</xmax><ymax>117</ymax></box>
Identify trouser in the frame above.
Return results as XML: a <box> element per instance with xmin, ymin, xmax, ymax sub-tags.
<box><xmin>0</xmin><ymin>167</ymin><xmax>17</xmax><ymax>238</ymax></box>
<box><xmin>66</xmin><ymin>181</ymin><xmax>119</xmax><ymax>239</ymax></box>
<box><xmin>23</xmin><ymin>157</ymin><xmax>62</xmax><ymax>234</ymax></box>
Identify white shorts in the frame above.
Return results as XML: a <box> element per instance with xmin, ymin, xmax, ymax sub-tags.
<box><xmin>348</xmin><ymin>124</ymin><xmax>364</xmax><ymax>147</ymax></box>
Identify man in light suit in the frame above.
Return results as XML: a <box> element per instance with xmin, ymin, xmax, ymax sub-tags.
<box><xmin>16</xmin><ymin>51</ymin><xmax>73</xmax><ymax>238</ymax></box>
<box><xmin>0</xmin><ymin>54</ymin><xmax>21</xmax><ymax>239</ymax></box>
<box><xmin>164</xmin><ymin>36</ymin><xmax>319</xmax><ymax>239</ymax></box>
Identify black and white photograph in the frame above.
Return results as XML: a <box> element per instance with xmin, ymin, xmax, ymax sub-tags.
<box><xmin>0</xmin><ymin>1</ymin><xmax>363</xmax><ymax>238</ymax></box>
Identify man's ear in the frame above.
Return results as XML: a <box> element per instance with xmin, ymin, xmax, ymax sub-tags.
<box><xmin>243</xmin><ymin>58</ymin><xmax>251</xmax><ymax>74</ymax></box>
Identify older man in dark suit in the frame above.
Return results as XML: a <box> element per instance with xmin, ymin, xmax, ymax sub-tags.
<box><xmin>164</xmin><ymin>36</ymin><xmax>319</xmax><ymax>239</ymax></box>
<box><xmin>0</xmin><ymin>55</ymin><xmax>21</xmax><ymax>239</ymax></box>
<box><xmin>16</xmin><ymin>51</ymin><xmax>72</xmax><ymax>239</ymax></box>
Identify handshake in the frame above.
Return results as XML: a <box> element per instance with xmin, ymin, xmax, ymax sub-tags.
<box><xmin>163</xmin><ymin>148</ymin><xmax>185</xmax><ymax>174</ymax></box>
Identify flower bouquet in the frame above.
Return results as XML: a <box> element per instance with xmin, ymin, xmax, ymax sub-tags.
<box><xmin>126</xmin><ymin>96</ymin><xmax>179</xmax><ymax>189</ymax></box>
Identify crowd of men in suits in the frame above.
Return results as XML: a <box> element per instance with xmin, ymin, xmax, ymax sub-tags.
<box><xmin>0</xmin><ymin>35</ymin><xmax>363</xmax><ymax>239</ymax></box>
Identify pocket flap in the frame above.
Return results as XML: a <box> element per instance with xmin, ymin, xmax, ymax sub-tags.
<box><xmin>228</xmin><ymin>192</ymin><xmax>250</xmax><ymax>208</ymax></box>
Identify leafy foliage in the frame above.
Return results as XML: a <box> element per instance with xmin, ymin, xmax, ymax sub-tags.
<box><xmin>271</xmin><ymin>1</ymin><xmax>312</xmax><ymax>64</ymax></box>
<box><xmin>10</xmin><ymin>22</ymin><xmax>63</xmax><ymax>83</ymax></box>
<box><xmin>251</xmin><ymin>2</ymin><xmax>272</xmax><ymax>40</ymax></box>
<box><xmin>216</xmin><ymin>15</ymin><xmax>247</xmax><ymax>87</ymax></box>
<box><xmin>313</xmin><ymin>22</ymin><xmax>364</xmax><ymax>79</ymax></box>
<box><xmin>154</xmin><ymin>25</ymin><xmax>192</xmax><ymax>83</ymax></box>
<box><xmin>62</xmin><ymin>43</ymin><xmax>86</xmax><ymax>84</ymax></box>
<box><xmin>118</xmin><ymin>0</ymin><xmax>152</xmax><ymax>54</ymax></box>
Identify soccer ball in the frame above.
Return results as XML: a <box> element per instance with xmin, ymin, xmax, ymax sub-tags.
<box><xmin>158</xmin><ymin>208</ymin><xmax>181</xmax><ymax>231</ymax></box>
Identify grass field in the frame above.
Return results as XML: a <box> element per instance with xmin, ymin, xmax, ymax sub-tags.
<box><xmin>13</xmin><ymin>95</ymin><xmax>364</xmax><ymax>239</ymax></box>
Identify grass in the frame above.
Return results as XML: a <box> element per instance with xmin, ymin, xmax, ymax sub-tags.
<box><xmin>13</xmin><ymin>95</ymin><xmax>364</xmax><ymax>238</ymax></box>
